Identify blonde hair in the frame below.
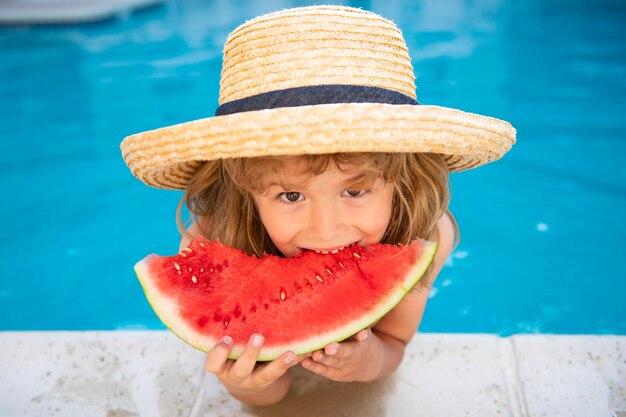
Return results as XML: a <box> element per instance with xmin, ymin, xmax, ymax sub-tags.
<box><xmin>176</xmin><ymin>153</ymin><xmax>460</xmax><ymax>287</ymax></box>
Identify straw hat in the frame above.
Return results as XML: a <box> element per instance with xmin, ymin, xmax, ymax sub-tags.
<box><xmin>121</xmin><ymin>5</ymin><xmax>516</xmax><ymax>190</ymax></box>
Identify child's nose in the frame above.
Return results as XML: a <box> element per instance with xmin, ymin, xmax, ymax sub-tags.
<box><xmin>310</xmin><ymin>202</ymin><xmax>342</xmax><ymax>241</ymax></box>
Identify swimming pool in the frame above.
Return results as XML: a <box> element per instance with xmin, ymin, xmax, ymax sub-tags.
<box><xmin>1</xmin><ymin>0</ymin><xmax>624</xmax><ymax>335</ymax></box>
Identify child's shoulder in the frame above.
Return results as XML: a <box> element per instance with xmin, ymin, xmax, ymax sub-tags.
<box><xmin>436</xmin><ymin>211</ymin><xmax>456</xmax><ymax>249</ymax></box>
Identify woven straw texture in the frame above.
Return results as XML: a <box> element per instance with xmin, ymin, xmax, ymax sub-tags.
<box><xmin>219</xmin><ymin>6</ymin><xmax>415</xmax><ymax>104</ymax></box>
<box><xmin>121</xmin><ymin>5</ymin><xmax>516</xmax><ymax>190</ymax></box>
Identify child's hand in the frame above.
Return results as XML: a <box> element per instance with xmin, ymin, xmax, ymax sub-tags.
<box><xmin>205</xmin><ymin>334</ymin><xmax>306</xmax><ymax>396</ymax></box>
<box><xmin>300</xmin><ymin>328</ymin><xmax>380</xmax><ymax>382</ymax></box>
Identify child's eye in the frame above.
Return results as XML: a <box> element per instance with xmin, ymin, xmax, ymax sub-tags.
<box><xmin>279</xmin><ymin>192</ymin><xmax>303</xmax><ymax>203</ymax></box>
<box><xmin>343</xmin><ymin>189</ymin><xmax>368</xmax><ymax>198</ymax></box>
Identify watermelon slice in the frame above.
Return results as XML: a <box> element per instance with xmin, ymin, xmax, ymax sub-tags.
<box><xmin>134</xmin><ymin>236</ymin><xmax>438</xmax><ymax>361</ymax></box>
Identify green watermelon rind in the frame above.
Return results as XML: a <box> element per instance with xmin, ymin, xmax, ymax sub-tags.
<box><xmin>134</xmin><ymin>240</ymin><xmax>438</xmax><ymax>362</ymax></box>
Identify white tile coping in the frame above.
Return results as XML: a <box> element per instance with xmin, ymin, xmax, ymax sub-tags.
<box><xmin>1</xmin><ymin>331</ymin><xmax>624</xmax><ymax>416</ymax></box>
<box><xmin>0</xmin><ymin>0</ymin><xmax>163</xmax><ymax>24</ymax></box>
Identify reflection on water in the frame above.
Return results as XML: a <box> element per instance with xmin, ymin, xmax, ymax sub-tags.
<box><xmin>0</xmin><ymin>0</ymin><xmax>624</xmax><ymax>334</ymax></box>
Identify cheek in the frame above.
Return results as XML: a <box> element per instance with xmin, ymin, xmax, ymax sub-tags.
<box><xmin>266</xmin><ymin>219</ymin><xmax>299</xmax><ymax>243</ymax></box>
<box><xmin>255</xmin><ymin>200</ymin><xmax>299</xmax><ymax>244</ymax></box>
<box><xmin>359</xmin><ymin>188</ymin><xmax>394</xmax><ymax>239</ymax></box>
<box><xmin>364</xmin><ymin>209</ymin><xmax>392</xmax><ymax>237</ymax></box>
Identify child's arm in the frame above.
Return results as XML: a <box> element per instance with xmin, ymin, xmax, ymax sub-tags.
<box><xmin>301</xmin><ymin>212</ymin><xmax>456</xmax><ymax>382</ymax></box>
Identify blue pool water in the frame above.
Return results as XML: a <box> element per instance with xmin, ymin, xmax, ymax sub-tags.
<box><xmin>1</xmin><ymin>0</ymin><xmax>625</xmax><ymax>335</ymax></box>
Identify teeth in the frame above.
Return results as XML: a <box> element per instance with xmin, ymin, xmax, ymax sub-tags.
<box><xmin>313</xmin><ymin>245</ymin><xmax>348</xmax><ymax>255</ymax></box>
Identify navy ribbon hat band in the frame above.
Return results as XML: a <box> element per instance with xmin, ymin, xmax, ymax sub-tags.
<box><xmin>215</xmin><ymin>85</ymin><xmax>419</xmax><ymax>116</ymax></box>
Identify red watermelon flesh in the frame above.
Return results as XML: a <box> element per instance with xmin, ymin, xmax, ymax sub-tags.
<box><xmin>135</xmin><ymin>236</ymin><xmax>438</xmax><ymax>361</ymax></box>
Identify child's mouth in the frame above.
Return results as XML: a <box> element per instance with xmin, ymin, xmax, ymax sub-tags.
<box><xmin>300</xmin><ymin>242</ymin><xmax>359</xmax><ymax>255</ymax></box>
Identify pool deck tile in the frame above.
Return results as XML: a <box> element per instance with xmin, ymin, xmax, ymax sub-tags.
<box><xmin>1</xmin><ymin>331</ymin><xmax>624</xmax><ymax>416</ymax></box>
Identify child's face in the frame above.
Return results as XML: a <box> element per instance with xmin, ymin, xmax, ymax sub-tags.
<box><xmin>252</xmin><ymin>161</ymin><xmax>394</xmax><ymax>257</ymax></box>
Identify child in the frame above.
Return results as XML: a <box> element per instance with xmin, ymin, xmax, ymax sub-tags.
<box><xmin>121</xmin><ymin>5</ymin><xmax>515</xmax><ymax>407</ymax></box>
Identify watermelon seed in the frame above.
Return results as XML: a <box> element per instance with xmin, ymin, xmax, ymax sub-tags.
<box><xmin>199</xmin><ymin>242</ymin><xmax>205</xmax><ymax>248</ymax></box>
<box><xmin>353</xmin><ymin>253</ymin><xmax>361</xmax><ymax>259</ymax></box>
<box><xmin>326</xmin><ymin>268</ymin><xmax>333</xmax><ymax>275</ymax></box>
<box><xmin>174</xmin><ymin>263</ymin><xmax>181</xmax><ymax>271</ymax></box>
<box><xmin>200</xmin><ymin>268</ymin><xmax>204</xmax><ymax>273</ymax></box>
<box><xmin>191</xmin><ymin>276</ymin><xmax>197</xmax><ymax>283</ymax></box>
<box><xmin>189</xmin><ymin>267</ymin><xmax>192</xmax><ymax>272</ymax></box>
<box><xmin>184</xmin><ymin>248</ymin><xmax>193</xmax><ymax>253</ymax></box>
<box><xmin>280</xmin><ymin>289</ymin><xmax>287</xmax><ymax>301</ymax></box>
<box><xmin>179</xmin><ymin>252</ymin><xmax>186</xmax><ymax>257</ymax></box>
<box><xmin>316</xmin><ymin>275</ymin><xmax>323</xmax><ymax>282</ymax></box>
<box><xmin>339</xmin><ymin>262</ymin><xmax>344</xmax><ymax>267</ymax></box>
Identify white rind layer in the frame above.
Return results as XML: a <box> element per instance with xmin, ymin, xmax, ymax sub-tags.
<box><xmin>135</xmin><ymin>240</ymin><xmax>438</xmax><ymax>361</ymax></box>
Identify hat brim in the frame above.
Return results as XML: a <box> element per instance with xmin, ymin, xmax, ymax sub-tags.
<box><xmin>121</xmin><ymin>103</ymin><xmax>516</xmax><ymax>190</ymax></box>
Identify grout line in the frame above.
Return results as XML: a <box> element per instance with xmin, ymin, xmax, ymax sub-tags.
<box><xmin>499</xmin><ymin>337</ymin><xmax>530</xmax><ymax>417</ymax></box>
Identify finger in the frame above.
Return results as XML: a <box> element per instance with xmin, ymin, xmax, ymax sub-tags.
<box><xmin>254</xmin><ymin>351</ymin><xmax>299</xmax><ymax>385</ymax></box>
<box><xmin>229</xmin><ymin>334</ymin><xmax>264</xmax><ymax>382</ymax></box>
<box><xmin>312</xmin><ymin>348</ymin><xmax>335</xmax><ymax>363</ymax></box>
<box><xmin>315</xmin><ymin>343</ymin><xmax>343</xmax><ymax>366</ymax></box>
<box><xmin>312</xmin><ymin>347</ymin><xmax>343</xmax><ymax>368</ymax></box>
<box><xmin>347</xmin><ymin>328</ymin><xmax>370</xmax><ymax>343</ymax></box>
<box><xmin>355</xmin><ymin>328</ymin><xmax>370</xmax><ymax>342</ymax></box>
<box><xmin>313</xmin><ymin>342</ymin><xmax>344</xmax><ymax>368</ymax></box>
<box><xmin>301</xmin><ymin>357</ymin><xmax>336</xmax><ymax>378</ymax></box>
<box><xmin>325</xmin><ymin>341</ymin><xmax>357</xmax><ymax>360</ymax></box>
<box><xmin>324</xmin><ymin>343</ymin><xmax>340</xmax><ymax>357</ymax></box>
<box><xmin>205</xmin><ymin>336</ymin><xmax>234</xmax><ymax>375</ymax></box>
<box><xmin>295</xmin><ymin>352</ymin><xmax>312</xmax><ymax>363</ymax></box>
<box><xmin>311</xmin><ymin>349</ymin><xmax>325</xmax><ymax>361</ymax></box>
